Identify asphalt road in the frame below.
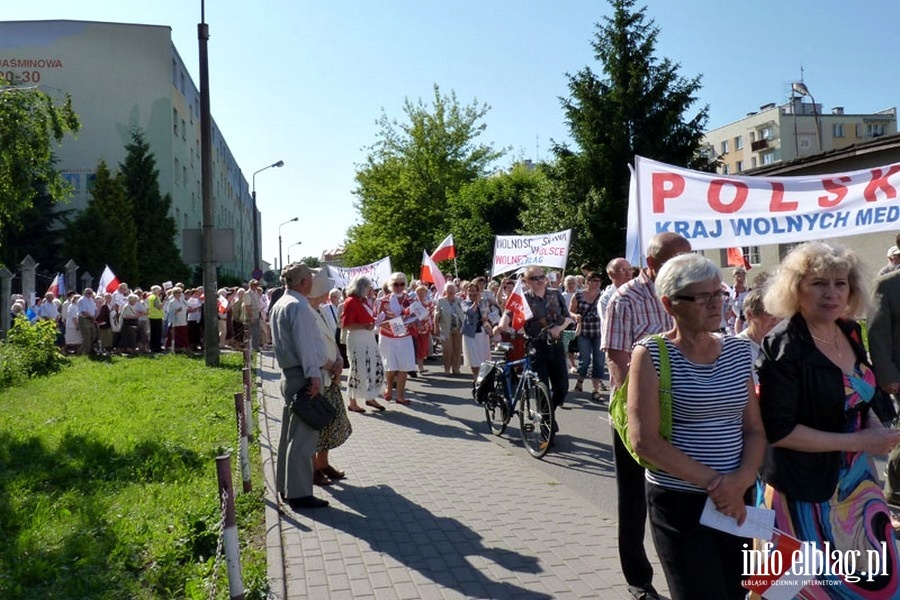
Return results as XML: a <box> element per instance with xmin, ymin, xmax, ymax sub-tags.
<box><xmin>402</xmin><ymin>358</ymin><xmax>621</xmax><ymax>519</ymax></box>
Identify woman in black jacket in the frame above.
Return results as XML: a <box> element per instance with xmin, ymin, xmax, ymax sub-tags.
<box><xmin>758</xmin><ymin>242</ymin><xmax>900</xmax><ymax>598</ymax></box>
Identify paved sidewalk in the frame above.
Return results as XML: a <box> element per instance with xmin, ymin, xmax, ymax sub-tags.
<box><xmin>257</xmin><ymin>351</ymin><xmax>667</xmax><ymax>599</ymax></box>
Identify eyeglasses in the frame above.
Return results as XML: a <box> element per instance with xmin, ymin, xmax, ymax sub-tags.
<box><xmin>392</xmin><ymin>282</ymin><xmax>406</xmax><ymax>288</ymax></box>
<box><xmin>673</xmin><ymin>290</ymin><xmax>729</xmax><ymax>304</ymax></box>
<box><xmin>589</xmin><ymin>278</ymin><xmax>602</xmax><ymax>282</ymax></box>
<box><xmin>527</xmin><ymin>275</ymin><xmax>546</xmax><ymax>282</ymax></box>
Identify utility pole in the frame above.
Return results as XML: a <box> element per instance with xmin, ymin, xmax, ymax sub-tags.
<box><xmin>199</xmin><ymin>0</ymin><xmax>219</xmax><ymax>366</ymax></box>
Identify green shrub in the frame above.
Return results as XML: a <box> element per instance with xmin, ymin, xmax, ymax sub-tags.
<box><xmin>0</xmin><ymin>316</ymin><xmax>68</xmax><ymax>388</ymax></box>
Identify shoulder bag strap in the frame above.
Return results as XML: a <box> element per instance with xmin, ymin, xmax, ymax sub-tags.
<box><xmin>653</xmin><ymin>334</ymin><xmax>673</xmax><ymax>440</ymax></box>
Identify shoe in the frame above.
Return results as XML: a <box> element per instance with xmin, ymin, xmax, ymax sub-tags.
<box><xmin>574</xmin><ymin>379</ymin><xmax>583</xmax><ymax>392</ymax></box>
<box><xmin>348</xmin><ymin>405</ymin><xmax>366</xmax><ymax>413</ymax></box>
<box><xmin>382</xmin><ymin>390</ymin><xmax>392</xmax><ymax>401</ymax></box>
<box><xmin>591</xmin><ymin>391</ymin><xmax>602</xmax><ymax>403</ymax></box>
<box><xmin>322</xmin><ymin>465</ymin><xmax>346</xmax><ymax>480</ymax></box>
<box><xmin>288</xmin><ymin>495</ymin><xmax>329</xmax><ymax>510</ymax></box>
<box><xmin>313</xmin><ymin>470</ymin><xmax>333</xmax><ymax>486</ymax></box>
<box><xmin>366</xmin><ymin>399</ymin><xmax>386</xmax><ymax>411</ymax></box>
<box><xmin>395</xmin><ymin>397</ymin><xmax>411</xmax><ymax>406</ymax></box>
<box><xmin>627</xmin><ymin>584</ymin><xmax>660</xmax><ymax>600</ymax></box>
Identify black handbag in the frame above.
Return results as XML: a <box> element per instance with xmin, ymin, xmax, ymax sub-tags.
<box><xmin>291</xmin><ymin>383</ymin><xmax>337</xmax><ymax>430</ymax></box>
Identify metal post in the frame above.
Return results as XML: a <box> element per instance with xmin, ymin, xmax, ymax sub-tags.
<box><xmin>199</xmin><ymin>4</ymin><xmax>219</xmax><ymax>366</ymax></box>
<box><xmin>0</xmin><ymin>267</ymin><xmax>13</xmax><ymax>338</ymax></box>
<box><xmin>242</xmin><ymin>357</ymin><xmax>254</xmax><ymax>441</ymax></box>
<box><xmin>215</xmin><ymin>454</ymin><xmax>245</xmax><ymax>600</ymax></box>
<box><xmin>19</xmin><ymin>255</ymin><xmax>37</xmax><ymax>306</ymax></box>
<box><xmin>234</xmin><ymin>393</ymin><xmax>252</xmax><ymax>493</ymax></box>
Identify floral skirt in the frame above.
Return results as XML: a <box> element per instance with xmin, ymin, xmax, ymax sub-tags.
<box><xmin>317</xmin><ymin>382</ymin><xmax>352</xmax><ymax>451</ymax></box>
<box><xmin>347</xmin><ymin>329</ymin><xmax>385</xmax><ymax>401</ymax></box>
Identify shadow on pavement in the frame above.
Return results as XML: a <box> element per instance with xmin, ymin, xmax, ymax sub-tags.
<box><xmin>308</xmin><ymin>483</ymin><xmax>554</xmax><ymax>600</ymax></box>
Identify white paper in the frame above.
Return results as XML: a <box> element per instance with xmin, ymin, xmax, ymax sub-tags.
<box><xmin>700</xmin><ymin>497</ymin><xmax>775</xmax><ymax>540</ymax></box>
<box><xmin>387</xmin><ymin>316</ymin><xmax>407</xmax><ymax>337</ymax></box>
<box><xmin>410</xmin><ymin>301</ymin><xmax>430</xmax><ymax>321</ymax></box>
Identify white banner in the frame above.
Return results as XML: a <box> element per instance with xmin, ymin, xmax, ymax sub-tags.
<box><xmin>491</xmin><ymin>229</ymin><xmax>572</xmax><ymax>277</ymax></box>
<box><xmin>327</xmin><ymin>256</ymin><xmax>393</xmax><ymax>288</ymax></box>
<box><xmin>628</xmin><ymin>156</ymin><xmax>900</xmax><ymax>256</ymax></box>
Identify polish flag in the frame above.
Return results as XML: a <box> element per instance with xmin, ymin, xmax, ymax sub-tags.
<box><xmin>726</xmin><ymin>247</ymin><xmax>751</xmax><ymax>270</ymax></box>
<box><xmin>217</xmin><ymin>295</ymin><xmax>228</xmax><ymax>314</ymax></box>
<box><xmin>430</xmin><ymin>234</ymin><xmax>456</xmax><ymax>263</ymax></box>
<box><xmin>97</xmin><ymin>265</ymin><xmax>120</xmax><ymax>293</ymax></box>
<box><xmin>46</xmin><ymin>273</ymin><xmax>65</xmax><ymax>298</ymax></box>
<box><xmin>742</xmin><ymin>530</ymin><xmax>812</xmax><ymax>599</ymax></box>
<box><xmin>504</xmin><ymin>278</ymin><xmax>533</xmax><ymax>330</ymax></box>
<box><xmin>420</xmin><ymin>250</ymin><xmax>446</xmax><ymax>295</ymax></box>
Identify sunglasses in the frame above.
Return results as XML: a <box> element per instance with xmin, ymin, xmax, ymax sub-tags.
<box><xmin>527</xmin><ymin>275</ymin><xmax>546</xmax><ymax>282</ymax></box>
<box><xmin>392</xmin><ymin>282</ymin><xmax>406</xmax><ymax>287</ymax></box>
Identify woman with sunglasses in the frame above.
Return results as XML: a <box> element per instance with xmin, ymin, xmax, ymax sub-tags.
<box><xmin>375</xmin><ymin>272</ymin><xmax>416</xmax><ymax>405</ymax></box>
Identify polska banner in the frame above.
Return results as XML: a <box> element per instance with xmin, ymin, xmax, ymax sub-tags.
<box><xmin>326</xmin><ymin>256</ymin><xmax>393</xmax><ymax>288</ymax></box>
<box><xmin>491</xmin><ymin>229</ymin><xmax>572</xmax><ymax>277</ymax></box>
<box><xmin>627</xmin><ymin>155</ymin><xmax>900</xmax><ymax>258</ymax></box>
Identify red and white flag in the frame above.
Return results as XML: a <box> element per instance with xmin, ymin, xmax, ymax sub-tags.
<box><xmin>46</xmin><ymin>273</ymin><xmax>65</xmax><ymax>297</ymax></box>
<box><xmin>742</xmin><ymin>530</ymin><xmax>812</xmax><ymax>599</ymax></box>
<box><xmin>217</xmin><ymin>295</ymin><xmax>228</xmax><ymax>314</ymax></box>
<box><xmin>420</xmin><ymin>250</ymin><xmax>446</xmax><ymax>295</ymax></box>
<box><xmin>430</xmin><ymin>234</ymin><xmax>456</xmax><ymax>263</ymax></box>
<box><xmin>97</xmin><ymin>265</ymin><xmax>120</xmax><ymax>293</ymax></box>
<box><xmin>504</xmin><ymin>278</ymin><xmax>533</xmax><ymax>331</ymax></box>
<box><xmin>726</xmin><ymin>247</ymin><xmax>751</xmax><ymax>270</ymax></box>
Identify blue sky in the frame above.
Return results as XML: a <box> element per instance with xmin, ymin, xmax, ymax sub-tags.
<box><xmin>6</xmin><ymin>1</ymin><xmax>900</xmax><ymax>271</ymax></box>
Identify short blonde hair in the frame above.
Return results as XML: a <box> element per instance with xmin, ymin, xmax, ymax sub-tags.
<box><xmin>764</xmin><ymin>242</ymin><xmax>869</xmax><ymax>319</ymax></box>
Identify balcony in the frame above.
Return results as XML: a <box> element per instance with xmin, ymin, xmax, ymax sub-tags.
<box><xmin>751</xmin><ymin>139</ymin><xmax>769</xmax><ymax>151</ymax></box>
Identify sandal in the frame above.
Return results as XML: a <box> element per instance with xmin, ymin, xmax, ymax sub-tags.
<box><xmin>574</xmin><ymin>379</ymin><xmax>584</xmax><ymax>393</ymax></box>
<box><xmin>365</xmin><ymin>399</ymin><xmax>386</xmax><ymax>411</ymax></box>
<box><xmin>591</xmin><ymin>391</ymin><xmax>602</xmax><ymax>403</ymax></box>
<box><xmin>395</xmin><ymin>397</ymin><xmax>411</xmax><ymax>406</ymax></box>
<box><xmin>348</xmin><ymin>405</ymin><xmax>366</xmax><ymax>413</ymax></box>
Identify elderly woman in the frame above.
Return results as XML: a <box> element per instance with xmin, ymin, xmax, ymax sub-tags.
<box><xmin>757</xmin><ymin>242</ymin><xmax>900</xmax><ymax>597</ymax></box>
<box><xmin>118</xmin><ymin>293</ymin><xmax>143</xmax><ymax>354</ymax></box>
<box><xmin>375</xmin><ymin>272</ymin><xmax>416</xmax><ymax>404</ymax></box>
<box><xmin>460</xmin><ymin>281</ymin><xmax>492</xmax><ymax>379</ymax></box>
<box><xmin>734</xmin><ymin>285</ymin><xmax>779</xmax><ymax>387</ymax></box>
<box><xmin>433</xmin><ymin>281</ymin><xmax>464</xmax><ymax>376</ymax></box>
<box><xmin>412</xmin><ymin>285</ymin><xmax>434</xmax><ymax>374</ymax></box>
<box><xmin>341</xmin><ymin>276</ymin><xmax>385</xmax><ymax>412</ymax></box>
<box><xmin>628</xmin><ymin>253</ymin><xmax>766</xmax><ymax>600</ymax></box>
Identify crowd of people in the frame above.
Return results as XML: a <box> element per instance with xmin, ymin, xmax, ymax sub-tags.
<box><xmin>9</xmin><ymin>231</ymin><xmax>900</xmax><ymax>599</ymax></box>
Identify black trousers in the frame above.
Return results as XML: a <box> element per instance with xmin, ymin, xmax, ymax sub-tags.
<box><xmin>149</xmin><ymin>318</ymin><xmax>163</xmax><ymax>352</ymax></box>
<box><xmin>530</xmin><ymin>339</ymin><xmax>568</xmax><ymax>408</ymax></box>
<box><xmin>647</xmin><ymin>483</ymin><xmax>748</xmax><ymax>600</ymax></box>
<box><xmin>612</xmin><ymin>427</ymin><xmax>654</xmax><ymax>588</ymax></box>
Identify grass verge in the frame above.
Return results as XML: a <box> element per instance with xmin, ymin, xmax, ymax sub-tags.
<box><xmin>0</xmin><ymin>352</ymin><xmax>268</xmax><ymax>599</ymax></box>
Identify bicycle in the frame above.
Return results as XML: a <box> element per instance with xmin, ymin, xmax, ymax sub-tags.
<box><xmin>473</xmin><ymin>339</ymin><xmax>554</xmax><ymax>459</ymax></box>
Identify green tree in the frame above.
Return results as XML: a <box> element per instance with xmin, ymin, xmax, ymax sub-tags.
<box><xmin>448</xmin><ymin>163</ymin><xmax>551</xmax><ymax>278</ymax></box>
<box><xmin>344</xmin><ymin>85</ymin><xmax>504</xmax><ymax>273</ymax></box>
<box><xmin>552</xmin><ymin>0</ymin><xmax>708</xmax><ymax>265</ymax></box>
<box><xmin>0</xmin><ymin>183</ymin><xmax>73</xmax><ymax>274</ymax></box>
<box><xmin>0</xmin><ymin>81</ymin><xmax>79</xmax><ymax>254</ymax></box>
<box><xmin>63</xmin><ymin>161</ymin><xmax>138</xmax><ymax>284</ymax></box>
<box><xmin>120</xmin><ymin>130</ymin><xmax>189</xmax><ymax>287</ymax></box>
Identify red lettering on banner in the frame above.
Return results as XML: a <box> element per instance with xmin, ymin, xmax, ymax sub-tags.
<box><xmin>768</xmin><ymin>182</ymin><xmax>798</xmax><ymax>212</ymax></box>
<box><xmin>864</xmin><ymin>166</ymin><xmax>900</xmax><ymax>202</ymax></box>
<box><xmin>652</xmin><ymin>173</ymin><xmax>685</xmax><ymax>213</ymax></box>
<box><xmin>707</xmin><ymin>179</ymin><xmax>748</xmax><ymax>214</ymax></box>
<box><xmin>818</xmin><ymin>177</ymin><xmax>851</xmax><ymax>208</ymax></box>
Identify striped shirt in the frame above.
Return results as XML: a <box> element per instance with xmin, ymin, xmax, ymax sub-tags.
<box><xmin>601</xmin><ymin>270</ymin><xmax>671</xmax><ymax>353</ymax></box>
<box><xmin>638</xmin><ymin>334</ymin><xmax>754</xmax><ymax>493</ymax></box>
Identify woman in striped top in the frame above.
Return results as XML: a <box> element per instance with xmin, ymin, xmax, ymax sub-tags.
<box><xmin>628</xmin><ymin>253</ymin><xmax>766</xmax><ymax>600</ymax></box>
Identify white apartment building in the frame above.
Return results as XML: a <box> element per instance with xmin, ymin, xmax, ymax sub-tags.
<box><xmin>702</xmin><ymin>97</ymin><xmax>897</xmax><ymax>175</ymax></box>
<box><xmin>0</xmin><ymin>20</ymin><xmax>256</xmax><ymax>279</ymax></box>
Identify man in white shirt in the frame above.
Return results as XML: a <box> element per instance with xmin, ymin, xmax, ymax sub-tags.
<box><xmin>37</xmin><ymin>292</ymin><xmax>60</xmax><ymax>322</ymax></box>
<box><xmin>77</xmin><ymin>288</ymin><xmax>99</xmax><ymax>355</ymax></box>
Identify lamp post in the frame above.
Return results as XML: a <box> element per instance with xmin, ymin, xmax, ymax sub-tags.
<box><xmin>278</xmin><ymin>217</ymin><xmax>299</xmax><ymax>271</ymax></box>
<box><xmin>251</xmin><ymin>160</ymin><xmax>284</xmax><ymax>273</ymax></box>
<box><xmin>287</xmin><ymin>241</ymin><xmax>303</xmax><ymax>264</ymax></box>
<box><xmin>791</xmin><ymin>82</ymin><xmax>822</xmax><ymax>153</ymax></box>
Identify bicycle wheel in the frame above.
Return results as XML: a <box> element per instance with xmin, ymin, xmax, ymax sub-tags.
<box><xmin>484</xmin><ymin>387</ymin><xmax>509</xmax><ymax>436</ymax></box>
<box><xmin>519</xmin><ymin>378</ymin><xmax>553</xmax><ymax>458</ymax></box>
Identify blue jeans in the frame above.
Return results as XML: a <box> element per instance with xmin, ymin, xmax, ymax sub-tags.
<box><xmin>576</xmin><ymin>334</ymin><xmax>605</xmax><ymax>380</ymax></box>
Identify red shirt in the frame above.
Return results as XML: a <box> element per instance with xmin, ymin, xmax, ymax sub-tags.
<box><xmin>342</xmin><ymin>296</ymin><xmax>375</xmax><ymax>327</ymax></box>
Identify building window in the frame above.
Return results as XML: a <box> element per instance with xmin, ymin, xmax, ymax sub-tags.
<box><xmin>736</xmin><ymin>160</ymin><xmax>743</xmax><ymax>173</ymax></box>
<box><xmin>751</xmin><ymin>157</ymin><xmax>758</xmax><ymax>168</ymax></box>
<box><xmin>172</xmin><ymin>59</ymin><xmax>177</xmax><ymax>85</ymax></box>
<box><xmin>749</xmin><ymin>131</ymin><xmax>756</xmax><ymax>143</ymax></box>
<box><xmin>856</xmin><ymin>124</ymin><xmax>863</xmax><ymax>137</ymax></box>
<box><xmin>182</xmin><ymin>118</ymin><xmax>186</xmax><ymax>140</ymax></box>
<box><xmin>183</xmin><ymin>166</ymin><xmax>188</xmax><ymax>185</ymax></box>
<box><xmin>745</xmin><ymin>246</ymin><xmax>761</xmax><ymax>265</ymax></box>
<box><xmin>722</xmin><ymin>164</ymin><xmax>730</xmax><ymax>175</ymax></box>
<box><xmin>868</xmin><ymin>123</ymin><xmax>885</xmax><ymax>137</ymax></box>
<box><xmin>735</xmin><ymin>135</ymin><xmax>743</xmax><ymax>150</ymax></box>
<box><xmin>759</xmin><ymin>127</ymin><xmax>773</xmax><ymax>140</ymax></box>
<box><xmin>833</xmin><ymin>123</ymin><xmax>844</xmax><ymax>138</ymax></box>
<box><xmin>173</xmin><ymin>108</ymin><xmax>178</xmax><ymax>135</ymax></box>
<box><xmin>721</xmin><ymin>140</ymin><xmax>729</xmax><ymax>154</ymax></box>
<box><xmin>174</xmin><ymin>158</ymin><xmax>180</xmax><ymax>183</ymax></box>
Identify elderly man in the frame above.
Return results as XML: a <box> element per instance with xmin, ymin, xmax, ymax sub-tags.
<box><xmin>77</xmin><ymin>288</ymin><xmax>99</xmax><ymax>355</ymax></box>
<box><xmin>243</xmin><ymin>279</ymin><xmax>263</xmax><ymax>350</ymax></box>
<box><xmin>269</xmin><ymin>263</ymin><xmax>330</xmax><ymax>510</ymax></box>
<box><xmin>601</xmin><ymin>232</ymin><xmax>691</xmax><ymax>600</ymax></box>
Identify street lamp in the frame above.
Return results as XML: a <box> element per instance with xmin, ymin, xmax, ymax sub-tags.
<box><xmin>278</xmin><ymin>217</ymin><xmax>299</xmax><ymax>271</ymax></box>
<box><xmin>791</xmin><ymin>82</ymin><xmax>822</xmax><ymax>153</ymax></box>
<box><xmin>251</xmin><ymin>160</ymin><xmax>284</xmax><ymax>273</ymax></box>
<box><xmin>287</xmin><ymin>241</ymin><xmax>303</xmax><ymax>264</ymax></box>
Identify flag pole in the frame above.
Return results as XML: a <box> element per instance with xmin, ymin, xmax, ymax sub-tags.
<box><xmin>453</xmin><ymin>257</ymin><xmax>458</xmax><ymax>280</ymax></box>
